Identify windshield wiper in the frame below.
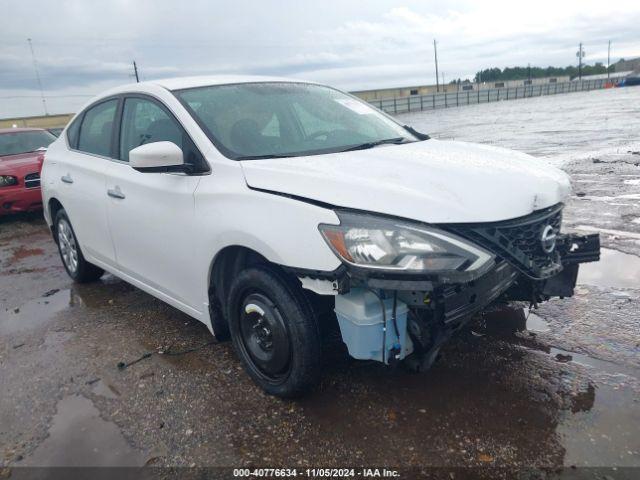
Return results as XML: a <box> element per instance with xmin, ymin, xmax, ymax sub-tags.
<box><xmin>339</xmin><ymin>137</ymin><xmax>407</xmax><ymax>152</ymax></box>
<box><xmin>403</xmin><ymin>125</ymin><xmax>430</xmax><ymax>140</ymax></box>
<box><xmin>235</xmin><ymin>153</ymin><xmax>295</xmax><ymax>160</ymax></box>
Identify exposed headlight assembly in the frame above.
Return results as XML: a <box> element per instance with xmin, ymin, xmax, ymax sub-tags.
<box><xmin>319</xmin><ymin>211</ymin><xmax>494</xmax><ymax>280</ymax></box>
<box><xmin>0</xmin><ymin>175</ymin><xmax>18</xmax><ymax>187</ymax></box>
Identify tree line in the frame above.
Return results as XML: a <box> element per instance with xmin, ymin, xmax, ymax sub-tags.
<box><xmin>470</xmin><ymin>63</ymin><xmax>614</xmax><ymax>83</ymax></box>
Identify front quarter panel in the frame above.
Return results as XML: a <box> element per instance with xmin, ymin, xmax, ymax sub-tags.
<box><xmin>194</xmin><ymin>161</ymin><xmax>342</xmax><ymax>302</ymax></box>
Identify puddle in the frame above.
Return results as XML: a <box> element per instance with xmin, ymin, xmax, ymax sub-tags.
<box><xmin>549</xmin><ymin>347</ymin><xmax>640</xmax><ymax>381</ymax></box>
<box><xmin>578</xmin><ymin>248</ymin><xmax>640</xmax><ymax>289</ymax></box>
<box><xmin>525</xmin><ymin>312</ymin><xmax>550</xmax><ymax>333</ymax></box>
<box><xmin>91</xmin><ymin>379</ymin><xmax>121</xmax><ymax>399</ymax></box>
<box><xmin>0</xmin><ymin>289</ymin><xmax>78</xmax><ymax>334</ymax></box>
<box><xmin>542</xmin><ymin>347</ymin><xmax>640</xmax><ymax>467</ymax></box>
<box><xmin>22</xmin><ymin>395</ymin><xmax>145</xmax><ymax>467</ymax></box>
<box><xmin>479</xmin><ymin>306</ymin><xmax>550</xmax><ymax>336</ymax></box>
<box><xmin>478</xmin><ymin>306</ymin><xmax>640</xmax><ymax>466</ymax></box>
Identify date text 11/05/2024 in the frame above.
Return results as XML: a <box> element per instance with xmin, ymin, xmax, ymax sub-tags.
<box><xmin>233</xmin><ymin>468</ymin><xmax>401</xmax><ymax>477</ymax></box>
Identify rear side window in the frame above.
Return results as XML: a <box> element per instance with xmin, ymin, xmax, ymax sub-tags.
<box><xmin>118</xmin><ymin>97</ymin><xmax>205</xmax><ymax>170</ymax></box>
<box><xmin>66</xmin><ymin>116</ymin><xmax>81</xmax><ymax>148</ymax></box>
<box><xmin>77</xmin><ymin>99</ymin><xmax>118</xmax><ymax>157</ymax></box>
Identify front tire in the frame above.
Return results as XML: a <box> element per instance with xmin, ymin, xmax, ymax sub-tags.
<box><xmin>228</xmin><ymin>266</ymin><xmax>321</xmax><ymax>398</ymax></box>
<box><xmin>54</xmin><ymin>209</ymin><xmax>104</xmax><ymax>283</ymax></box>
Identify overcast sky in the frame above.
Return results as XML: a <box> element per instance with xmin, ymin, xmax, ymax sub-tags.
<box><xmin>1</xmin><ymin>0</ymin><xmax>639</xmax><ymax>117</ymax></box>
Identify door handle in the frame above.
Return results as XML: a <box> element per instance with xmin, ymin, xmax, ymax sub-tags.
<box><xmin>61</xmin><ymin>174</ymin><xmax>73</xmax><ymax>184</ymax></box>
<box><xmin>107</xmin><ymin>187</ymin><xmax>126</xmax><ymax>200</ymax></box>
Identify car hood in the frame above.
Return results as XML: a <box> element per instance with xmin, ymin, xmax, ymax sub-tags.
<box><xmin>240</xmin><ymin>139</ymin><xmax>571</xmax><ymax>224</ymax></box>
<box><xmin>0</xmin><ymin>151</ymin><xmax>44</xmax><ymax>175</ymax></box>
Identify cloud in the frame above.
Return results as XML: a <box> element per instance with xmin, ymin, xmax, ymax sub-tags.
<box><xmin>1</xmin><ymin>0</ymin><xmax>639</xmax><ymax>116</ymax></box>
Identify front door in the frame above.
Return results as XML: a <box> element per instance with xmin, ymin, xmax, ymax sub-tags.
<box><xmin>106</xmin><ymin>96</ymin><xmax>204</xmax><ymax>312</ymax></box>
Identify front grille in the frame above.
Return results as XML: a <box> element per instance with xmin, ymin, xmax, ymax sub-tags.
<box><xmin>448</xmin><ymin>204</ymin><xmax>564</xmax><ymax>279</ymax></box>
<box><xmin>24</xmin><ymin>172</ymin><xmax>40</xmax><ymax>189</ymax></box>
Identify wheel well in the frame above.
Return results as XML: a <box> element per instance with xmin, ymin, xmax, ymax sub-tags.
<box><xmin>208</xmin><ymin>246</ymin><xmax>335</xmax><ymax>342</ymax></box>
<box><xmin>48</xmin><ymin>198</ymin><xmax>64</xmax><ymax>241</ymax></box>
<box><xmin>208</xmin><ymin>246</ymin><xmax>272</xmax><ymax>340</ymax></box>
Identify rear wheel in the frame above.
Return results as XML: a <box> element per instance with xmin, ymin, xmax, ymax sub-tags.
<box><xmin>54</xmin><ymin>209</ymin><xmax>104</xmax><ymax>283</ymax></box>
<box><xmin>228</xmin><ymin>266</ymin><xmax>321</xmax><ymax>397</ymax></box>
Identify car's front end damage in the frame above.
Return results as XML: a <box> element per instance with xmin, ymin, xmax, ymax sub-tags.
<box><xmin>239</xmin><ymin>137</ymin><xmax>600</xmax><ymax>371</ymax></box>
<box><xmin>297</xmin><ymin>203</ymin><xmax>600</xmax><ymax>370</ymax></box>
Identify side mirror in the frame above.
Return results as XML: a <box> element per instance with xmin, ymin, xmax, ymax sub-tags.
<box><xmin>129</xmin><ymin>141</ymin><xmax>184</xmax><ymax>172</ymax></box>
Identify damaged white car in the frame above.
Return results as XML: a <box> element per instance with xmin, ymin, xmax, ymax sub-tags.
<box><xmin>41</xmin><ymin>76</ymin><xmax>600</xmax><ymax>397</ymax></box>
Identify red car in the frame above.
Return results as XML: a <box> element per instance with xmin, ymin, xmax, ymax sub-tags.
<box><xmin>0</xmin><ymin>128</ymin><xmax>56</xmax><ymax>215</ymax></box>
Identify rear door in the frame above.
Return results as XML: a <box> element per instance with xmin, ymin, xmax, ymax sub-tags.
<box><xmin>54</xmin><ymin>98</ymin><xmax>119</xmax><ymax>267</ymax></box>
<box><xmin>106</xmin><ymin>95</ymin><xmax>203</xmax><ymax>312</ymax></box>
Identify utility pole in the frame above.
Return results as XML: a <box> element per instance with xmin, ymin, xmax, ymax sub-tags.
<box><xmin>576</xmin><ymin>42</ymin><xmax>584</xmax><ymax>80</ymax></box>
<box><xmin>607</xmin><ymin>40</ymin><xmax>611</xmax><ymax>79</ymax></box>
<box><xmin>528</xmin><ymin>63</ymin><xmax>531</xmax><ymax>81</ymax></box>
<box><xmin>433</xmin><ymin>39</ymin><xmax>440</xmax><ymax>93</ymax></box>
<box><xmin>133</xmin><ymin>61</ymin><xmax>140</xmax><ymax>83</ymax></box>
<box><xmin>27</xmin><ymin>38</ymin><xmax>48</xmax><ymax>116</ymax></box>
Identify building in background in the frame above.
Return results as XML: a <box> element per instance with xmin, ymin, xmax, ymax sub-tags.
<box><xmin>613</xmin><ymin>57</ymin><xmax>640</xmax><ymax>73</ymax></box>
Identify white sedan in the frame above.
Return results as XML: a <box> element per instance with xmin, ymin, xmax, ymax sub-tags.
<box><xmin>42</xmin><ymin>76</ymin><xmax>600</xmax><ymax>397</ymax></box>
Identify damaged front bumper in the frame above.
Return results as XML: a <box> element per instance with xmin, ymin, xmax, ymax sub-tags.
<box><xmin>295</xmin><ymin>229</ymin><xmax>601</xmax><ymax>368</ymax></box>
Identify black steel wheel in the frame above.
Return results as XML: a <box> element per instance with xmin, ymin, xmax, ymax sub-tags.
<box><xmin>238</xmin><ymin>292</ymin><xmax>292</xmax><ymax>380</ymax></box>
<box><xmin>228</xmin><ymin>266</ymin><xmax>321</xmax><ymax>397</ymax></box>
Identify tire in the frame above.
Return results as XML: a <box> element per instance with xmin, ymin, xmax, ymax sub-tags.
<box><xmin>54</xmin><ymin>209</ymin><xmax>104</xmax><ymax>283</ymax></box>
<box><xmin>227</xmin><ymin>266</ymin><xmax>321</xmax><ymax>398</ymax></box>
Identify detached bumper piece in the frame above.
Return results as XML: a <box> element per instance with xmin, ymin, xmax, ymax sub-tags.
<box><xmin>540</xmin><ymin>233</ymin><xmax>600</xmax><ymax>298</ymax></box>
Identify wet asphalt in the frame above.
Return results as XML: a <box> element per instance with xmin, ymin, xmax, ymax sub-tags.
<box><xmin>1</xmin><ymin>87</ymin><xmax>639</xmax><ymax>474</ymax></box>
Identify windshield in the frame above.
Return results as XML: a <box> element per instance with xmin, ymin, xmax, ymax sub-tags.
<box><xmin>0</xmin><ymin>130</ymin><xmax>56</xmax><ymax>156</ymax></box>
<box><xmin>174</xmin><ymin>82</ymin><xmax>420</xmax><ymax>159</ymax></box>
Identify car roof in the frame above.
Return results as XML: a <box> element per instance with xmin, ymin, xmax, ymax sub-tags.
<box><xmin>75</xmin><ymin>75</ymin><xmax>325</xmax><ymax>116</ymax></box>
<box><xmin>99</xmin><ymin>75</ymin><xmax>317</xmax><ymax>97</ymax></box>
<box><xmin>151</xmin><ymin>75</ymin><xmax>309</xmax><ymax>91</ymax></box>
<box><xmin>0</xmin><ymin>127</ymin><xmax>47</xmax><ymax>134</ymax></box>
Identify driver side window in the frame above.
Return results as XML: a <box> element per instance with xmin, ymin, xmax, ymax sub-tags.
<box><xmin>118</xmin><ymin>97</ymin><xmax>208</xmax><ymax>172</ymax></box>
<box><xmin>119</xmin><ymin>98</ymin><xmax>186</xmax><ymax>162</ymax></box>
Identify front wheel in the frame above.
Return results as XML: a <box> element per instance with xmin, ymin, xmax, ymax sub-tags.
<box><xmin>54</xmin><ymin>209</ymin><xmax>104</xmax><ymax>283</ymax></box>
<box><xmin>228</xmin><ymin>266</ymin><xmax>321</xmax><ymax>398</ymax></box>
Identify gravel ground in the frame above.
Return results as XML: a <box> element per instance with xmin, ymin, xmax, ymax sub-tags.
<box><xmin>1</xmin><ymin>86</ymin><xmax>639</xmax><ymax>476</ymax></box>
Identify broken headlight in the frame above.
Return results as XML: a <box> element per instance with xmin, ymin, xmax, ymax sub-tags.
<box><xmin>319</xmin><ymin>211</ymin><xmax>494</xmax><ymax>276</ymax></box>
<box><xmin>0</xmin><ymin>175</ymin><xmax>18</xmax><ymax>187</ymax></box>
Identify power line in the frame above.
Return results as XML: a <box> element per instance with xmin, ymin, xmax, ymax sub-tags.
<box><xmin>27</xmin><ymin>38</ymin><xmax>48</xmax><ymax>116</ymax></box>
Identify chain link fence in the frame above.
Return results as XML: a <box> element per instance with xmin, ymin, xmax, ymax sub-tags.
<box><xmin>367</xmin><ymin>79</ymin><xmax>609</xmax><ymax>114</ymax></box>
